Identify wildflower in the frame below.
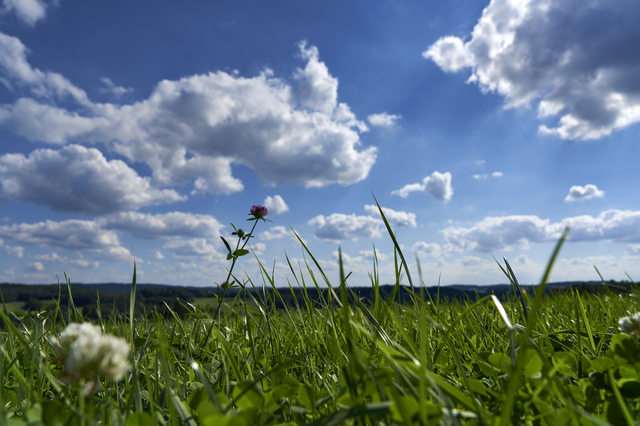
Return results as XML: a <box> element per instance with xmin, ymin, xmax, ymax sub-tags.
<box><xmin>52</xmin><ymin>322</ymin><xmax>130</xmax><ymax>394</ymax></box>
<box><xmin>250</xmin><ymin>205</ymin><xmax>268</xmax><ymax>220</ymax></box>
<box><xmin>618</xmin><ymin>313</ymin><xmax>640</xmax><ymax>337</ymax></box>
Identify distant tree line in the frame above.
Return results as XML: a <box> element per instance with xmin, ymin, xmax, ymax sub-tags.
<box><xmin>1</xmin><ymin>279</ymin><xmax>637</xmax><ymax>321</ymax></box>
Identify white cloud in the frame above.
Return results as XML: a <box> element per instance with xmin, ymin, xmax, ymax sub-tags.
<box><xmin>153</xmin><ymin>251</ymin><xmax>164</xmax><ymax>260</ymax></box>
<box><xmin>444</xmin><ymin>215</ymin><xmax>556</xmax><ymax>252</ymax></box>
<box><xmin>104</xmin><ymin>211</ymin><xmax>224</xmax><ymax>240</ymax></box>
<box><xmin>443</xmin><ymin>209</ymin><xmax>640</xmax><ymax>252</ymax></box>
<box><xmin>473</xmin><ymin>171</ymin><xmax>503</xmax><ymax>180</ymax></box>
<box><xmin>0</xmin><ymin>145</ymin><xmax>186</xmax><ymax>214</ymax></box>
<box><xmin>0</xmin><ymin>237</ymin><xmax>24</xmax><ymax>257</ymax></box>
<box><xmin>28</xmin><ymin>261</ymin><xmax>44</xmax><ymax>271</ymax></box>
<box><xmin>412</xmin><ymin>242</ymin><xmax>443</xmax><ymax>260</ymax></box>
<box><xmin>367</xmin><ymin>113</ymin><xmax>401</xmax><ymax>128</ymax></box>
<box><xmin>294</xmin><ymin>41</ymin><xmax>338</xmax><ymax>114</ymax></box>
<box><xmin>35</xmin><ymin>252</ymin><xmax>100</xmax><ymax>268</ymax></box>
<box><xmin>357</xmin><ymin>250</ymin><xmax>388</xmax><ymax>262</ymax></box>
<box><xmin>5</xmin><ymin>244</ymin><xmax>23</xmax><ymax>257</ymax></box>
<box><xmin>363</xmin><ymin>204</ymin><xmax>416</xmax><ymax>228</ymax></box>
<box><xmin>264</xmin><ymin>195</ymin><xmax>289</xmax><ymax>215</ymax></box>
<box><xmin>0</xmin><ymin>41</ymin><xmax>377</xmax><ymax>194</ymax></box>
<box><xmin>0</xmin><ymin>212</ymin><xmax>229</xmax><ymax>264</ymax></box>
<box><xmin>2</xmin><ymin>0</ymin><xmax>49</xmax><ymax>26</ymax></box>
<box><xmin>461</xmin><ymin>256</ymin><xmax>486</xmax><ymax>267</ymax></box>
<box><xmin>261</xmin><ymin>225</ymin><xmax>290</xmax><ymax>241</ymax></box>
<box><xmin>425</xmin><ymin>0</ymin><xmax>640</xmax><ymax>140</ymax></box>
<box><xmin>308</xmin><ymin>213</ymin><xmax>382</xmax><ymax>243</ymax></box>
<box><xmin>252</xmin><ymin>242</ymin><xmax>266</xmax><ymax>256</ymax></box>
<box><xmin>564</xmin><ymin>184</ymin><xmax>605</xmax><ymax>202</ymax></box>
<box><xmin>392</xmin><ymin>171</ymin><xmax>453</xmax><ymax>202</ymax></box>
<box><xmin>0</xmin><ymin>33</ymin><xmax>88</xmax><ymax>104</ymax></box>
<box><xmin>307</xmin><ymin>204</ymin><xmax>416</xmax><ymax>243</ymax></box>
<box><xmin>100</xmin><ymin>77</ymin><xmax>133</xmax><ymax>98</ymax></box>
<box><xmin>0</xmin><ymin>219</ymin><xmax>121</xmax><ymax>250</ymax></box>
<box><xmin>162</xmin><ymin>238</ymin><xmax>223</xmax><ymax>262</ymax></box>
<box><xmin>423</xmin><ymin>36</ymin><xmax>474</xmax><ymax>73</ymax></box>
<box><xmin>626</xmin><ymin>245</ymin><xmax>640</xmax><ymax>257</ymax></box>
<box><xmin>0</xmin><ymin>218</ymin><xmax>138</xmax><ymax>262</ymax></box>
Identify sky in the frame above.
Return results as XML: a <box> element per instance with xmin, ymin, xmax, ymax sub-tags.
<box><xmin>1</xmin><ymin>0</ymin><xmax>640</xmax><ymax>288</ymax></box>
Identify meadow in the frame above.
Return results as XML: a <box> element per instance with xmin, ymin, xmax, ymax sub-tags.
<box><xmin>1</xmin><ymin>203</ymin><xmax>640</xmax><ymax>425</ymax></box>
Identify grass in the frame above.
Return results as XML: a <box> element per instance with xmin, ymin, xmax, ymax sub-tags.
<box><xmin>2</xmin><ymin>204</ymin><xmax>640</xmax><ymax>425</ymax></box>
<box><xmin>1</xmin><ymin>301</ymin><xmax>26</xmax><ymax>313</ymax></box>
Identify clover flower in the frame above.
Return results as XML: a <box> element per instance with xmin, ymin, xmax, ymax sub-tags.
<box><xmin>250</xmin><ymin>205</ymin><xmax>268</xmax><ymax>220</ymax></box>
<box><xmin>618</xmin><ymin>313</ymin><xmax>640</xmax><ymax>337</ymax></box>
<box><xmin>52</xmin><ymin>322</ymin><xmax>130</xmax><ymax>394</ymax></box>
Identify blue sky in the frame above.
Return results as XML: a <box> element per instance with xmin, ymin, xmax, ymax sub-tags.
<box><xmin>1</xmin><ymin>0</ymin><xmax>640</xmax><ymax>287</ymax></box>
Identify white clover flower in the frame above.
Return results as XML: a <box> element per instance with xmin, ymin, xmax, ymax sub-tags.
<box><xmin>54</xmin><ymin>322</ymin><xmax>130</xmax><ymax>385</ymax></box>
<box><xmin>618</xmin><ymin>313</ymin><xmax>640</xmax><ymax>337</ymax></box>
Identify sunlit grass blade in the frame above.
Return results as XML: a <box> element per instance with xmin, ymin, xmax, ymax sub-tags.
<box><xmin>290</xmin><ymin>225</ymin><xmax>342</xmax><ymax>307</ymax></box>
<box><xmin>499</xmin><ymin>226</ymin><xmax>569</xmax><ymax>426</ymax></box>
<box><xmin>130</xmin><ymin>256</ymin><xmax>137</xmax><ymax>341</ymax></box>
<box><xmin>371</xmin><ymin>193</ymin><xmax>414</xmax><ymax>292</ymax></box>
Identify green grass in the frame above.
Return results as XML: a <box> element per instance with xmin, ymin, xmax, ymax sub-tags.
<box><xmin>2</xmin><ymin>205</ymin><xmax>640</xmax><ymax>425</ymax></box>
<box><xmin>1</xmin><ymin>301</ymin><xmax>26</xmax><ymax>313</ymax></box>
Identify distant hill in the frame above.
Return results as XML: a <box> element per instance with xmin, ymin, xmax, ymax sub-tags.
<box><xmin>3</xmin><ymin>280</ymin><xmax>606</xmax><ymax>292</ymax></box>
<box><xmin>0</xmin><ymin>279</ymin><xmax>632</xmax><ymax>318</ymax></box>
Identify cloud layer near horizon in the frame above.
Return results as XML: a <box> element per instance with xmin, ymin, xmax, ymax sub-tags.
<box><xmin>425</xmin><ymin>0</ymin><xmax>640</xmax><ymax>140</ymax></box>
<box><xmin>443</xmin><ymin>209</ymin><xmax>640</xmax><ymax>252</ymax></box>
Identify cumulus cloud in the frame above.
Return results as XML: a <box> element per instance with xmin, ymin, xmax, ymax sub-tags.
<box><xmin>308</xmin><ymin>213</ymin><xmax>382</xmax><ymax>243</ymax></box>
<box><xmin>2</xmin><ymin>0</ymin><xmax>49</xmax><ymax>26</ymax></box>
<box><xmin>0</xmin><ymin>33</ymin><xmax>88</xmax><ymax>104</ymax></box>
<box><xmin>425</xmin><ymin>0</ymin><xmax>640</xmax><ymax>140</ymax></box>
<box><xmin>264</xmin><ymin>195</ymin><xmax>289</xmax><ymax>215</ymax></box>
<box><xmin>162</xmin><ymin>238</ymin><xmax>223</xmax><ymax>262</ymax></box>
<box><xmin>363</xmin><ymin>204</ymin><xmax>416</xmax><ymax>228</ymax></box>
<box><xmin>443</xmin><ymin>209</ymin><xmax>640</xmax><ymax>252</ymax></box>
<box><xmin>392</xmin><ymin>171</ymin><xmax>453</xmax><ymax>202</ymax></box>
<box><xmin>0</xmin><ymin>39</ymin><xmax>376</xmax><ymax>193</ymax></box>
<box><xmin>261</xmin><ymin>225</ymin><xmax>290</xmax><ymax>241</ymax></box>
<box><xmin>412</xmin><ymin>242</ymin><xmax>443</xmax><ymax>260</ymax></box>
<box><xmin>0</xmin><ymin>211</ymin><xmax>228</xmax><ymax>264</ymax></box>
<box><xmin>35</xmin><ymin>252</ymin><xmax>100</xmax><ymax>269</ymax></box>
<box><xmin>294</xmin><ymin>42</ymin><xmax>338</xmax><ymax>114</ymax></box>
<box><xmin>473</xmin><ymin>171</ymin><xmax>503</xmax><ymax>180</ymax></box>
<box><xmin>443</xmin><ymin>215</ymin><xmax>552</xmax><ymax>252</ymax></box>
<box><xmin>0</xmin><ymin>219</ymin><xmax>120</xmax><ymax>249</ymax></box>
<box><xmin>0</xmin><ymin>238</ymin><xmax>23</xmax><ymax>257</ymax></box>
<box><xmin>100</xmin><ymin>77</ymin><xmax>133</xmax><ymax>98</ymax></box>
<box><xmin>367</xmin><ymin>113</ymin><xmax>401</xmax><ymax>128</ymax></box>
<box><xmin>564</xmin><ymin>184</ymin><xmax>605</xmax><ymax>202</ymax></box>
<box><xmin>424</xmin><ymin>36</ymin><xmax>474</xmax><ymax>73</ymax></box>
<box><xmin>104</xmin><ymin>211</ymin><xmax>224</xmax><ymax>240</ymax></box>
<box><xmin>5</xmin><ymin>244</ymin><xmax>23</xmax><ymax>257</ymax></box>
<box><xmin>332</xmin><ymin>250</ymin><xmax>390</xmax><ymax>269</ymax></box>
<box><xmin>0</xmin><ymin>145</ymin><xmax>186</xmax><ymax>214</ymax></box>
<box><xmin>357</xmin><ymin>250</ymin><xmax>389</xmax><ymax>262</ymax></box>
<box><xmin>309</xmin><ymin>204</ymin><xmax>418</xmax><ymax>242</ymax></box>
<box><xmin>28</xmin><ymin>261</ymin><xmax>44</xmax><ymax>271</ymax></box>
<box><xmin>626</xmin><ymin>245</ymin><xmax>640</xmax><ymax>256</ymax></box>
